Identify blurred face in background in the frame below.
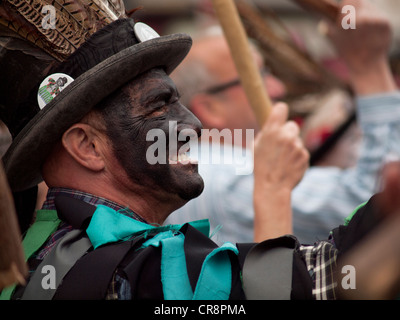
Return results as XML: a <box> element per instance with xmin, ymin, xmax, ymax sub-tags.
<box><xmin>174</xmin><ymin>34</ymin><xmax>286</xmax><ymax>148</ymax></box>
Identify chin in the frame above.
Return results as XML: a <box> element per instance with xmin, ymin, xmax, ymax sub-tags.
<box><xmin>177</xmin><ymin>174</ymin><xmax>205</xmax><ymax>201</ymax></box>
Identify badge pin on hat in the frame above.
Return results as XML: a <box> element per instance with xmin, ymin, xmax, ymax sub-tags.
<box><xmin>37</xmin><ymin>73</ymin><xmax>74</xmax><ymax>110</ymax></box>
<box><xmin>134</xmin><ymin>22</ymin><xmax>160</xmax><ymax>42</ymax></box>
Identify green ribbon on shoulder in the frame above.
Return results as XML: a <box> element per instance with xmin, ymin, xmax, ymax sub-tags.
<box><xmin>0</xmin><ymin>210</ymin><xmax>61</xmax><ymax>300</ymax></box>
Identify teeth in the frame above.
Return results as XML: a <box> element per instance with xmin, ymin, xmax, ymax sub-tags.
<box><xmin>178</xmin><ymin>153</ymin><xmax>189</xmax><ymax>163</ymax></box>
<box><xmin>169</xmin><ymin>154</ymin><xmax>178</xmax><ymax>162</ymax></box>
<box><xmin>169</xmin><ymin>152</ymin><xmax>197</xmax><ymax>164</ymax></box>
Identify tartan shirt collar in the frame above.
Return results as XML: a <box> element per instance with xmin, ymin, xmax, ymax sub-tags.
<box><xmin>42</xmin><ymin>187</ymin><xmax>148</xmax><ymax>224</ymax></box>
<box><xmin>34</xmin><ymin>187</ymin><xmax>148</xmax><ymax>260</ymax></box>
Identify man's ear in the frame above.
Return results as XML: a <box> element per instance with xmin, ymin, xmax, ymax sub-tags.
<box><xmin>61</xmin><ymin>123</ymin><xmax>106</xmax><ymax>172</ymax></box>
<box><xmin>189</xmin><ymin>94</ymin><xmax>226</xmax><ymax>130</ymax></box>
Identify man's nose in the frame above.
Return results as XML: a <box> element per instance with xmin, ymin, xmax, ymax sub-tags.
<box><xmin>177</xmin><ymin>106</ymin><xmax>203</xmax><ymax>138</ymax></box>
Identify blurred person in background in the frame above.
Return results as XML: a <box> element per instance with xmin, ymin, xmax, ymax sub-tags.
<box><xmin>166</xmin><ymin>0</ymin><xmax>400</xmax><ymax>244</ymax></box>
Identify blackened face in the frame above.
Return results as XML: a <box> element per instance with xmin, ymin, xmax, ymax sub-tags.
<box><xmin>99</xmin><ymin>68</ymin><xmax>204</xmax><ymax>201</ymax></box>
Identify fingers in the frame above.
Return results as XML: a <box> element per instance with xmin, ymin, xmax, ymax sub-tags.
<box><xmin>253</xmin><ymin>100</ymin><xmax>309</xmax><ymax>192</ymax></box>
<box><xmin>260</xmin><ymin>102</ymin><xmax>301</xmax><ymax>142</ymax></box>
<box><xmin>282</xmin><ymin>121</ymin><xmax>309</xmax><ymax>167</ymax></box>
<box><xmin>255</xmin><ymin>100</ymin><xmax>308</xmax><ymax>167</ymax></box>
<box><xmin>282</xmin><ymin>120</ymin><xmax>300</xmax><ymax>138</ymax></box>
<box><xmin>266</xmin><ymin>102</ymin><xmax>289</xmax><ymax>128</ymax></box>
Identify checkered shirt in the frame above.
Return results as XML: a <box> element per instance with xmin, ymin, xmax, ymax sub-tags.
<box><xmin>299</xmin><ymin>239</ymin><xmax>339</xmax><ymax>300</ymax></box>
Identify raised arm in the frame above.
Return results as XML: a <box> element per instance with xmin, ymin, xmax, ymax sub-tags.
<box><xmin>253</xmin><ymin>103</ymin><xmax>309</xmax><ymax>242</ymax></box>
<box><xmin>292</xmin><ymin>0</ymin><xmax>400</xmax><ymax>243</ymax></box>
<box><xmin>327</xmin><ymin>0</ymin><xmax>397</xmax><ymax>95</ymax></box>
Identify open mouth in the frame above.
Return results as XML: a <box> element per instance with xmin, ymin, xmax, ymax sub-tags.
<box><xmin>166</xmin><ymin>121</ymin><xmax>201</xmax><ymax>165</ymax></box>
<box><xmin>168</xmin><ymin>146</ymin><xmax>198</xmax><ymax>165</ymax></box>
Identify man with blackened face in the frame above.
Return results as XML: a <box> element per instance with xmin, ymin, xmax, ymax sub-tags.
<box><xmin>104</xmin><ymin>68</ymin><xmax>204</xmax><ymax>200</ymax></box>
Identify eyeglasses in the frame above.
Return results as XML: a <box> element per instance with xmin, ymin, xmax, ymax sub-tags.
<box><xmin>203</xmin><ymin>67</ymin><xmax>270</xmax><ymax>95</ymax></box>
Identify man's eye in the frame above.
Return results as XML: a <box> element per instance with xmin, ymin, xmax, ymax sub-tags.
<box><xmin>149</xmin><ymin>104</ymin><xmax>167</xmax><ymax>117</ymax></box>
<box><xmin>170</xmin><ymin>95</ymin><xmax>180</xmax><ymax>104</ymax></box>
<box><xmin>146</xmin><ymin>93</ymin><xmax>180</xmax><ymax>117</ymax></box>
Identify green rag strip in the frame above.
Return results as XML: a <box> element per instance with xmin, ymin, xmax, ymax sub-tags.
<box><xmin>0</xmin><ymin>210</ymin><xmax>61</xmax><ymax>300</ymax></box>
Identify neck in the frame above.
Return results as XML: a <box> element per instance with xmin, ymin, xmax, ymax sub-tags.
<box><xmin>43</xmin><ymin>148</ymin><xmax>187</xmax><ymax>225</ymax></box>
<box><xmin>93</xmin><ymin>183</ymin><xmax>185</xmax><ymax>224</ymax></box>
<box><xmin>47</xmin><ymin>177</ymin><xmax>186</xmax><ymax>225</ymax></box>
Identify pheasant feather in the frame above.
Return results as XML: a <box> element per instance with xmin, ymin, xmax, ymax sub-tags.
<box><xmin>0</xmin><ymin>0</ymin><xmax>126</xmax><ymax>61</ymax></box>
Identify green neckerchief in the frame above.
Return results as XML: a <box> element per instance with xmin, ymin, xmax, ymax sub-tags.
<box><xmin>86</xmin><ymin>205</ymin><xmax>210</xmax><ymax>249</ymax></box>
<box><xmin>0</xmin><ymin>210</ymin><xmax>61</xmax><ymax>300</ymax></box>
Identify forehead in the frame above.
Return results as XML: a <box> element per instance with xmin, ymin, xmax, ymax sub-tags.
<box><xmin>195</xmin><ymin>36</ymin><xmax>262</xmax><ymax>81</ymax></box>
<box><xmin>103</xmin><ymin>68</ymin><xmax>177</xmax><ymax>114</ymax></box>
<box><xmin>124</xmin><ymin>68</ymin><xmax>174</xmax><ymax>91</ymax></box>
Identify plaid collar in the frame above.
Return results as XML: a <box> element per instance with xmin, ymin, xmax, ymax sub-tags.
<box><xmin>42</xmin><ymin>187</ymin><xmax>148</xmax><ymax>223</ymax></box>
<box><xmin>34</xmin><ymin>188</ymin><xmax>148</xmax><ymax>260</ymax></box>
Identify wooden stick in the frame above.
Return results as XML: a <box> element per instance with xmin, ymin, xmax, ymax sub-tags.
<box><xmin>0</xmin><ymin>161</ymin><xmax>27</xmax><ymax>290</ymax></box>
<box><xmin>291</xmin><ymin>0</ymin><xmax>339</xmax><ymax>22</ymax></box>
<box><xmin>211</xmin><ymin>0</ymin><xmax>272</xmax><ymax>126</ymax></box>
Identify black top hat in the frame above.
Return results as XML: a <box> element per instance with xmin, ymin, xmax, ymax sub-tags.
<box><xmin>1</xmin><ymin>18</ymin><xmax>192</xmax><ymax>191</ymax></box>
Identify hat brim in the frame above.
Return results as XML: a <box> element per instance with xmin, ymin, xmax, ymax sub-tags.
<box><xmin>3</xmin><ymin>33</ymin><xmax>192</xmax><ymax>191</ymax></box>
